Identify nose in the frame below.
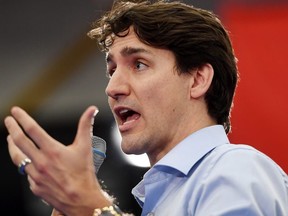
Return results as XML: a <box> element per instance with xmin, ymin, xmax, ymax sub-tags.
<box><xmin>105</xmin><ymin>69</ymin><xmax>130</xmax><ymax>101</ymax></box>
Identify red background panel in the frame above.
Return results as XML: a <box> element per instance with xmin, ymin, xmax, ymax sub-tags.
<box><xmin>221</xmin><ymin>4</ymin><xmax>288</xmax><ymax>172</ymax></box>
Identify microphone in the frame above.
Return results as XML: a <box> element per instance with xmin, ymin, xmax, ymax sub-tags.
<box><xmin>91</xmin><ymin>135</ymin><xmax>106</xmax><ymax>174</ymax></box>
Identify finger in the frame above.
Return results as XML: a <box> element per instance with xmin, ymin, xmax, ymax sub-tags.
<box><xmin>5</xmin><ymin>116</ymin><xmax>39</xmax><ymax>162</ymax></box>
<box><xmin>7</xmin><ymin>135</ymin><xmax>28</xmax><ymax>166</ymax></box>
<box><xmin>74</xmin><ymin>106</ymin><xmax>98</xmax><ymax>149</ymax></box>
<box><xmin>10</xmin><ymin>106</ymin><xmax>56</xmax><ymax>150</ymax></box>
<box><xmin>7</xmin><ymin>135</ymin><xmax>34</xmax><ymax>174</ymax></box>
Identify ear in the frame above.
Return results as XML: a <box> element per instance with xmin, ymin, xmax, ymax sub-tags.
<box><xmin>190</xmin><ymin>63</ymin><xmax>214</xmax><ymax>99</ymax></box>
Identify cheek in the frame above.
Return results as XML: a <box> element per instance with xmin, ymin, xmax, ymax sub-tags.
<box><xmin>142</xmin><ymin>86</ymin><xmax>175</xmax><ymax>120</ymax></box>
<box><xmin>136</xmin><ymin>73</ymin><xmax>187</xmax><ymax>117</ymax></box>
<box><xmin>141</xmin><ymin>83</ymin><xmax>167</xmax><ymax>106</ymax></box>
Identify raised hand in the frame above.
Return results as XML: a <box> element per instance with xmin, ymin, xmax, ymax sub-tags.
<box><xmin>4</xmin><ymin>106</ymin><xmax>111</xmax><ymax>216</ymax></box>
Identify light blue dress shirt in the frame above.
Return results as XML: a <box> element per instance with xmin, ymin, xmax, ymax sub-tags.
<box><xmin>132</xmin><ymin>125</ymin><xmax>288</xmax><ymax>216</ymax></box>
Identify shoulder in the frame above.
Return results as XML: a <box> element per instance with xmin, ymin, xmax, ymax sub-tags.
<box><xmin>203</xmin><ymin>143</ymin><xmax>286</xmax><ymax>183</ymax></box>
<box><xmin>190</xmin><ymin>144</ymin><xmax>288</xmax><ymax>215</ymax></box>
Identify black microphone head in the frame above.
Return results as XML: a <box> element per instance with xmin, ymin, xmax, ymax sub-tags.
<box><xmin>91</xmin><ymin>135</ymin><xmax>106</xmax><ymax>174</ymax></box>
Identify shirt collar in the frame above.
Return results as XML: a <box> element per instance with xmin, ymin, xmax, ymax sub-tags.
<box><xmin>132</xmin><ymin>125</ymin><xmax>230</xmax><ymax>205</ymax></box>
<box><xmin>154</xmin><ymin>125</ymin><xmax>230</xmax><ymax>175</ymax></box>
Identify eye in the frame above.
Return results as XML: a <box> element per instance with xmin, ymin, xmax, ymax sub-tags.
<box><xmin>106</xmin><ymin>62</ymin><xmax>116</xmax><ymax>78</ymax></box>
<box><xmin>106</xmin><ymin>68</ymin><xmax>115</xmax><ymax>78</ymax></box>
<box><xmin>134</xmin><ymin>61</ymin><xmax>148</xmax><ymax>71</ymax></box>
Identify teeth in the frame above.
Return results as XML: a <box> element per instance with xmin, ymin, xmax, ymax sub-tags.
<box><xmin>119</xmin><ymin>109</ymin><xmax>129</xmax><ymax>114</ymax></box>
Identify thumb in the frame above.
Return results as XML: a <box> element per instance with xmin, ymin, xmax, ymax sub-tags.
<box><xmin>74</xmin><ymin>106</ymin><xmax>98</xmax><ymax>149</ymax></box>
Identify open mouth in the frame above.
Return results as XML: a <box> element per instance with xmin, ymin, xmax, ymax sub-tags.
<box><xmin>116</xmin><ymin>108</ymin><xmax>140</xmax><ymax>125</ymax></box>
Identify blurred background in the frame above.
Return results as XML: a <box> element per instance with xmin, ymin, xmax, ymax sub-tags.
<box><xmin>1</xmin><ymin>0</ymin><xmax>287</xmax><ymax>215</ymax></box>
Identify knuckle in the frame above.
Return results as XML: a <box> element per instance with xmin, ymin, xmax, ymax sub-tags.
<box><xmin>13</xmin><ymin>131</ymin><xmax>26</xmax><ymax>143</ymax></box>
<box><xmin>25</xmin><ymin>124</ymin><xmax>37</xmax><ymax>136</ymax></box>
<box><xmin>35</xmin><ymin>161</ymin><xmax>49</xmax><ymax>176</ymax></box>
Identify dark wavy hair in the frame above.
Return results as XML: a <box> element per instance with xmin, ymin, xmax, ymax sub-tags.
<box><xmin>88</xmin><ymin>0</ymin><xmax>239</xmax><ymax>134</ymax></box>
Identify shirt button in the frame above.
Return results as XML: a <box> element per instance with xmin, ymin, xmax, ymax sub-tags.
<box><xmin>147</xmin><ymin>213</ymin><xmax>154</xmax><ymax>216</ymax></box>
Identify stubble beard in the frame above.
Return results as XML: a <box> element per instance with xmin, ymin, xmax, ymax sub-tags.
<box><xmin>120</xmin><ymin>133</ymin><xmax>150</xmax><ymax>156</ymax></box>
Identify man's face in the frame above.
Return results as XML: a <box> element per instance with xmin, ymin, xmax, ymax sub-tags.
<box><xmin>105</xmin><ymin>28</ymin><xmax>192</xmax><ymax>164</ymax></box>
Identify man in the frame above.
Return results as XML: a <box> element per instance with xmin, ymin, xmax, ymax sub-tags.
<box><xmin>4</xmin><ymin>0</ymin><xmax>288</xmax><ymax>215</ymax></box>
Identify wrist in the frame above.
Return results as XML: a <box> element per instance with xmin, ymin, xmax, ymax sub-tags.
<box><xmin>63</xmin><ymin>189</ymin><xmax>113</xmax><ymax>216</ymax></box>
<box><xmin>93</xmin><ymin>204</ymin><xmax>123</xmax><ymax>216</ymax></box>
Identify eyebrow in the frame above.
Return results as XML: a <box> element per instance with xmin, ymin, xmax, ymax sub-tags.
<box><xmin>106</xmin><ymin>46</ymin><xmax>151</xmax><ymax>63</ymax></box>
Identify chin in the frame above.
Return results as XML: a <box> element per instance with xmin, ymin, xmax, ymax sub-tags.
<box><xmin>121</xmin><ymin>142</ymin><xmax>144</xmax><ymax>155</ymax></box>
